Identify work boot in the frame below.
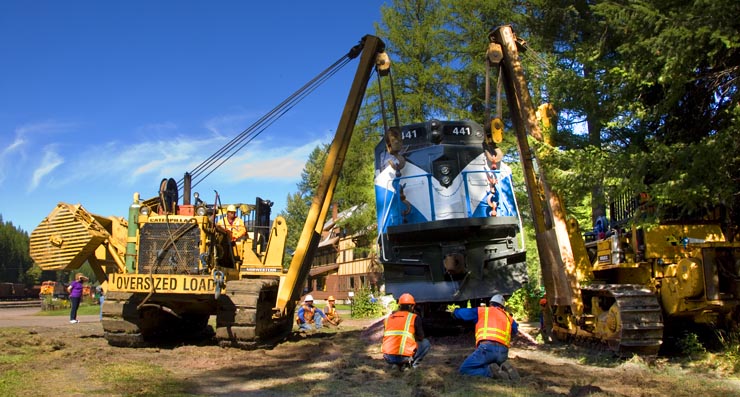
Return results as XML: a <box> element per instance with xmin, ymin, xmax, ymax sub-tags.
<box><xmin>501</xmin><ymin>361</ymin><xmax>521</xmax><ymax>382</ymax></box>
<box><xmin>489</xmin><ymin>363</ymin><xmax>509</xmax><ymax>380</ymax></box>
<box><xmin>397</xmin><ymin>361</ymin><xmax>411</xmax><ymax>372</ymax></box>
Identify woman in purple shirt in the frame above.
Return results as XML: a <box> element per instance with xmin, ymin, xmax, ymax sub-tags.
<box><xmin>67</xmin><ymin>273</ymin><xmax>87</xmax><ymax>323</ymax></box>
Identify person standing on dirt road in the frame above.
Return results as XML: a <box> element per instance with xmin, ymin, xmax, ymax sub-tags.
<box><xmin>381</xmin><ymin>293</ymin><xmax>431</xmax><ymax>370</ymax></box>
<box><xmin>296</xmin><ymin>294</ymin><xmax>335</xmax><ymax>331</ymax></box>
<box><xmin>96</xmin><ymin>285</ymin><xmax>105</xmax><ymax>321</ymax></box>
<box><xmin>452</xmin><ymin>294</ymin><xmax>537</xmax><ymax>381</ymax></box>
<box><xmin>67</xmin><ymin>273</ymin><xmax>87</xmax><ymax>324</ymax></box>
<box><xmin>324</xmin><ymin>296</ymin><xmax>342</xmax><ymax>326</ymax></box>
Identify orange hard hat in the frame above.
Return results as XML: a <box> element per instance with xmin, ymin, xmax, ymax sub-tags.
<box><xmin>328</xmin><ymin>296</ymin><xmax>335</xmax><ymax>301</ymax></box>
<box><xmin>398</xmin><ymin>293</ymin><xmax>415</xmax><ymax>305</ymax></box>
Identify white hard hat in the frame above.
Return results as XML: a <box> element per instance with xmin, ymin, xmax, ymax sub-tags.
<box><xmin>227</xmin><ymin>204</ymin><xmax>237</xmax><ymax>212</ymax></box>
<box><xmin>303</xmin><ymin>294</ymin><xmax>314</xmax><ymax>303</ymax></box>
<box><xmin>490</xmin><ymin>294</ymin><xmax>505</xmax><ymax>306</ymax></box>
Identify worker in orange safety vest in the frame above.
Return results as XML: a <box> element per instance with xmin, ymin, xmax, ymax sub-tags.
<box><xmin>323</xmin><ymin>296</ymin><xmax>342</xmax><ymax>326</ymax></box>
<box><xmin>452</xmin><ymin>294</ymin><xmax>536</xmax><ymax>381</ymax></box>
<box><xmin>381</xmin><ymin>293</ymin><xmax>431</xmax><ymax>371</ymax></box>
<box><xmin>296</xmin><ymin>294</ymin><xmax>335</xmax><ymax>331</ymax></box>
<box><xmin>220</xmin><ymin>204</ymin><xmax>246</xmax><ymax>242</ymax></box>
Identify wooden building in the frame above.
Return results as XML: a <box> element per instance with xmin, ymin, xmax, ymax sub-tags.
<box><xmin>303</xmin><ymin>205</ymin><xmax>381</xmax><ymax>302</ymax></box>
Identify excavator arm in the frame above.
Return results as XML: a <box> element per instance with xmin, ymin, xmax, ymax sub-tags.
<box><xmin>489</xmin><ymin>26</ymin><xmax>665</xmax><ymax>355</ymax></box>
<box><xmin>488</xmin><ymin>26</ymin><xmax>587</xmax><ymax>318</ymax></box>
<box><xmin>274</xmin><ymin>35</ymin><xmax>390</xmax><ymax>317</ymax></box>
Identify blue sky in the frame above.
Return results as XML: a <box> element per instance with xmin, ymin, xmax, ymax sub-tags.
<box><xmin>0</xmin><ymin>1</ymin><xmax>388</xmax><ymax>233</ymax></box>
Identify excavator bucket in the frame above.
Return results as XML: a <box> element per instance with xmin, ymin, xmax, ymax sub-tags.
<box><xmin>29</xmin><ymin>202</ymin><xmax>110</xmax><ymax>271</ymax></box>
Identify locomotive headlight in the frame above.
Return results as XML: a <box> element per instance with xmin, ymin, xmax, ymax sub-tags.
<box><xmin>441</xmin><ymin>176</ymin><xmax>451</xmax><ymax>186</ymax></box>
<box><xmin>440</xmin><ymin>165</ymin><xmax>451</xmax><ymax>175</ymax></box>
<box><xmin>196</xmin><ymin>206</ymin><xmax>207</xmax><ymax>216</ymax></box>
<box><xmin>140</xmin><ymin>206</ymin><xmax>150</xmax><ymax>216</ymax></box>
<box><xmin>430</xmin><ymin>119</ymin><xmax>442</xmax><ymax>144</ymax></box>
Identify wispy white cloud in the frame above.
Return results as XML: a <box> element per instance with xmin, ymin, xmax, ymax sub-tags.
<box><xmin>15</xmin><ymin>110</ymin><xmax>327</xmax><ymax>196</ymax></box>
<box><xmin>0</xmin><ymin>121</ymin><xmax>77</xmax><ymax>186</ymax></box>
<box><xmin>229</xmin><ymin>140</ymin><xmax>322</xmax><ymax>181</ymax></box>
<box><xmin>51</xmin><ymin>136</ymin><xmax>214</xmax><ymax>188</ymax></box>
<box><xmin>3</xmin><ymin>136</ymin><xmax>25</xmax><ymax>153</ymax></box>
<box><xmin>50</xmin><ymin>131</ymin><xmax>319</xmax><ymax>190</ymax></box>
<box><xmin>15</xmin><ymin>121</ymin><xmax>77</xmax><ymax>137</ymax></box>
<box><xmin>204</xmin><ymin>112</ymin><xmax>253</xmax><ymax>138</ymax></box>
<box><xmin>29</xmin><ymin>146</ymin><xmax>64</xmax><ymax>192</ymax></box>
<box><xmin>0</xmin><ymin>136</ymin><xmax>26</xmax><ymax>185</ymax></box>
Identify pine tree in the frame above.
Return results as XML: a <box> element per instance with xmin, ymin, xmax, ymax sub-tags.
<box><xmin>0</xmin><ymin>215</ymin><xmax>34</xmax><ymax>285</ymax></box>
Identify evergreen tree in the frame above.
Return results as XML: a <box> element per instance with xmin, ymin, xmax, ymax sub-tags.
<box><xmin>279</xmin><ymin>145</ymin><xmax>328</xmax><ymax>266</ymax></box>
<box><xmin>0</xmin><ymin>215</ymin><xmax>34</xmax><ymax>285</ymax></box>
<box><xmin>281</xmin><ymin>0</ymin><xmax>740</xmax><ymax>267</ymax></box>
<box><xmin>591</xmin><ymin>0</ymin><xmax>740</xmax><ymax>230</ymax></box>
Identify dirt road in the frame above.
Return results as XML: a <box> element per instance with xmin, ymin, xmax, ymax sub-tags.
<box><xmin>1</xmin><ymin>307</ymin><xmax>738</xmax><ymax>396</ymax></box>
<box><xmin>0</xmin><ymin>307</ymin><xmax>99</xmax><ymax>327</ymax></box>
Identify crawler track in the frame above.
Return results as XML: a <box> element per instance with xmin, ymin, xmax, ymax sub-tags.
<box><xmin>216</xmin><ymin>278</ymin><xmax>293</xmax><ymax>349</ymax></box>
<box><xmin>582</xmin><ymin>284</ymin><xmax>664</xmax><ymax>356</ymax></box>
<box><xmin>102</xmin><ymin>291</ymin><xmax>146</xmax><ymax>347</ymax></box>
<box><xmin>102</xmin><ymin>291</ymin><xmax>215</xmax><ymax>347</ymax></box>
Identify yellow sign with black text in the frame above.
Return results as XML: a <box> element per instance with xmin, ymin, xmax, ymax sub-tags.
<box><xmin>108</xmin><ymin>273</ymin><xmax>216</xmax><ymax>294</ymax></box>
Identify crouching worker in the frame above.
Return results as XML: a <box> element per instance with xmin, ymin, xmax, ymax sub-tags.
<box><xmin>382</xmin><ymin>293</ymin><xmax>431</xmax><ymax>371</ymax></box>
<box><xmin>296</xmin><ymin>294</ymin><xmax>335</xmax><ymax>331</ymax></box>
<box><xmin>452</xmin><ymin>294</ymin><xmax>536</xmax><ymax>381</ymax></box>
<box><xmin>324</xmin><ymin>296</ymin><xmax>342</xmax><ymax>326</ymax></box>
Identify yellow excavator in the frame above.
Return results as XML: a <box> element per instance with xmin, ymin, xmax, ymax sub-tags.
<box><xmin>488</xmin><ymin>25</ymin><xmax>739</xmax><ymax>355</ymax></box>
<box><xmin>29</xmin><ymin>35</ymin><xmax>391</xmax><ymax>347</ymax></box>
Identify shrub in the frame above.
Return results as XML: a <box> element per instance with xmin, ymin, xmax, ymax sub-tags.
<box><xmin>507</xmin><ymin>284</ymin><xmax>542</xmax><ymax>322</ymax></box>
<box><xmin>350</xmin><ymin>287</ymin><xmax>383</xmax><ymax>318</ymax></box>
<box><xmin>717</xmin><ymin>329</ymin><xmax>740</xmax><ymax>373</ymax></box>
<box><xmin>676</xmin><ymin>332</ymin><xmax>707</xmax><ymax>358</ymax></box>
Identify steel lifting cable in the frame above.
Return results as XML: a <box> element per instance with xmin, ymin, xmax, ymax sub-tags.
<box><xmin>376</xmin><ymin>70</ymin><xmax>388</xmax><ymax>132</ymax></box>
<box><xmin>189</xmin><ymin>58</ymin><xmax>351</xmax><ymax>190</ymax></box>
<box><xmin>520</xmin><ymin>41</ymin><xmax>550</xmax><ymax>71</ymax></box>
<box><xmin>387</xmin><ymin>68</ymin><xmax>401</xmax><ymax>129</ymax></box>
<box><xmin>516</xmin><ymin>38</ymin><xmax>551</xmax><ymax>81</ymax></box>
<box><xmin>375</xmin><ymin>68</ymin><xmax>401</xmax><ymax>134</ymax></box>
<box><xmin>485</xmin><ymin>54</ymin><xmax>491</xmax><ymax>125</ymax></box>
<box><xmin>177</xmin><ymin>53</ymin><xmax>355</xmax><ymax>192</ymax></box>
<box><xmin>484</xmin><ymin>53</ymin><xmax>504</xmax><ymax>131</ymax></box>
<box><xmin>184</xmin><ymin>56</ymin><xmax>351</xmax><ymax>190</ymax></box>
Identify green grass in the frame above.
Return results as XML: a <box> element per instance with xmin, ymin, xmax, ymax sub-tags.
<box><xmin>35</xmin><ymin>302</ymin><xmax>101</xmax><ymax>316</ymax></box>
<box><xmin>0</xmin><ymin>369</ymin><xmax>25</xmax><ymax>396</ymax></box>
<box><xmin>0</xmin><ymin>328</ymin><xmax>67</xmax><ymax>396</ymax></box>
<box><xmin>90</xmin><ymin>362</ymin><xmax>197</xmax><ymax>396</ymax></box>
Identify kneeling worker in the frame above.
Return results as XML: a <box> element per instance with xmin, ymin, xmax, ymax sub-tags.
<box><xmin>324</xmin><ymin>296</ymin><xmax>342</xmax><ymax>326</ymax></box>
<box><xmin>382</xmin><ymin>293</ymin><xmax>431</xmax><ymax>370</ymax></box>
<box><xmin>296</xmin><ymin>295</ymin><xmax>335</xmax><ymax>331</ymax></box>
<box><xmin>452</xmin><ymin>294</ymin><xmax>536</xmax><ymax>381</ymax></box>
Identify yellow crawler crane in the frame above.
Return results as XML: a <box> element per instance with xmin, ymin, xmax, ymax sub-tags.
<box><xmin>488</xmin><ymin>25</ymin><xmax>739</xmax><ymax>355</ymax></box>
<box><xmin>29</xmin><ymin>35</ymin><xmax>391</xmax><ymax>347</ymax></box>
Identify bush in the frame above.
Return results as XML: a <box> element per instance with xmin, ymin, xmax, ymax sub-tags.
<box><xmin>507</xmin><ymin>284</ymin><xmax>543</xmax><ymax>322</ymax></box>
<box><xmin>717</xmin><ymin>330</ymin><xmax>740</xmax><ymax>373</ymax></box>
<box><xmin>350</xmin><ymin>287</ymin><xmax>383</xmax><ymax>318</ymax></box>
<box><xmin>676</xmin><ymin>332</ymin><xmax>707</xmax><ymax>358</ymax></box>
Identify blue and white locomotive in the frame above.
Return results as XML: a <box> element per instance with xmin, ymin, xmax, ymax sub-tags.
<box><xmin>374</xmin><ymin>119</ymin><xmax>528</xmax><ymax>319</ymax></box>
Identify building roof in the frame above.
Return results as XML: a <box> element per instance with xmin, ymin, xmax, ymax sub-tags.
<box><xmin>309</xmin><ymin>263</ymin><xmax>339</xmax><ymax>277</ymax></box>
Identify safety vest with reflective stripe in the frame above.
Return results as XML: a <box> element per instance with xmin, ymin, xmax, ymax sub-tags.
<box><xmin>325</xmin><ymin>305</ymin><xmax>338</xmax><ymax>320</ymax></box>
<box><xmin>298</xmin><ymin>304</ymin><xmax>315</xmax><ymax>324</ymax></box>
<box><xmin>475</xmin><ymin>306</ymin><xmax>512</xmax><ymax>347</ymax></box>
<box><xmin>382</xmin><ymin>311</ymin><xmax>418</xmax><ymax>357</ymax></box>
